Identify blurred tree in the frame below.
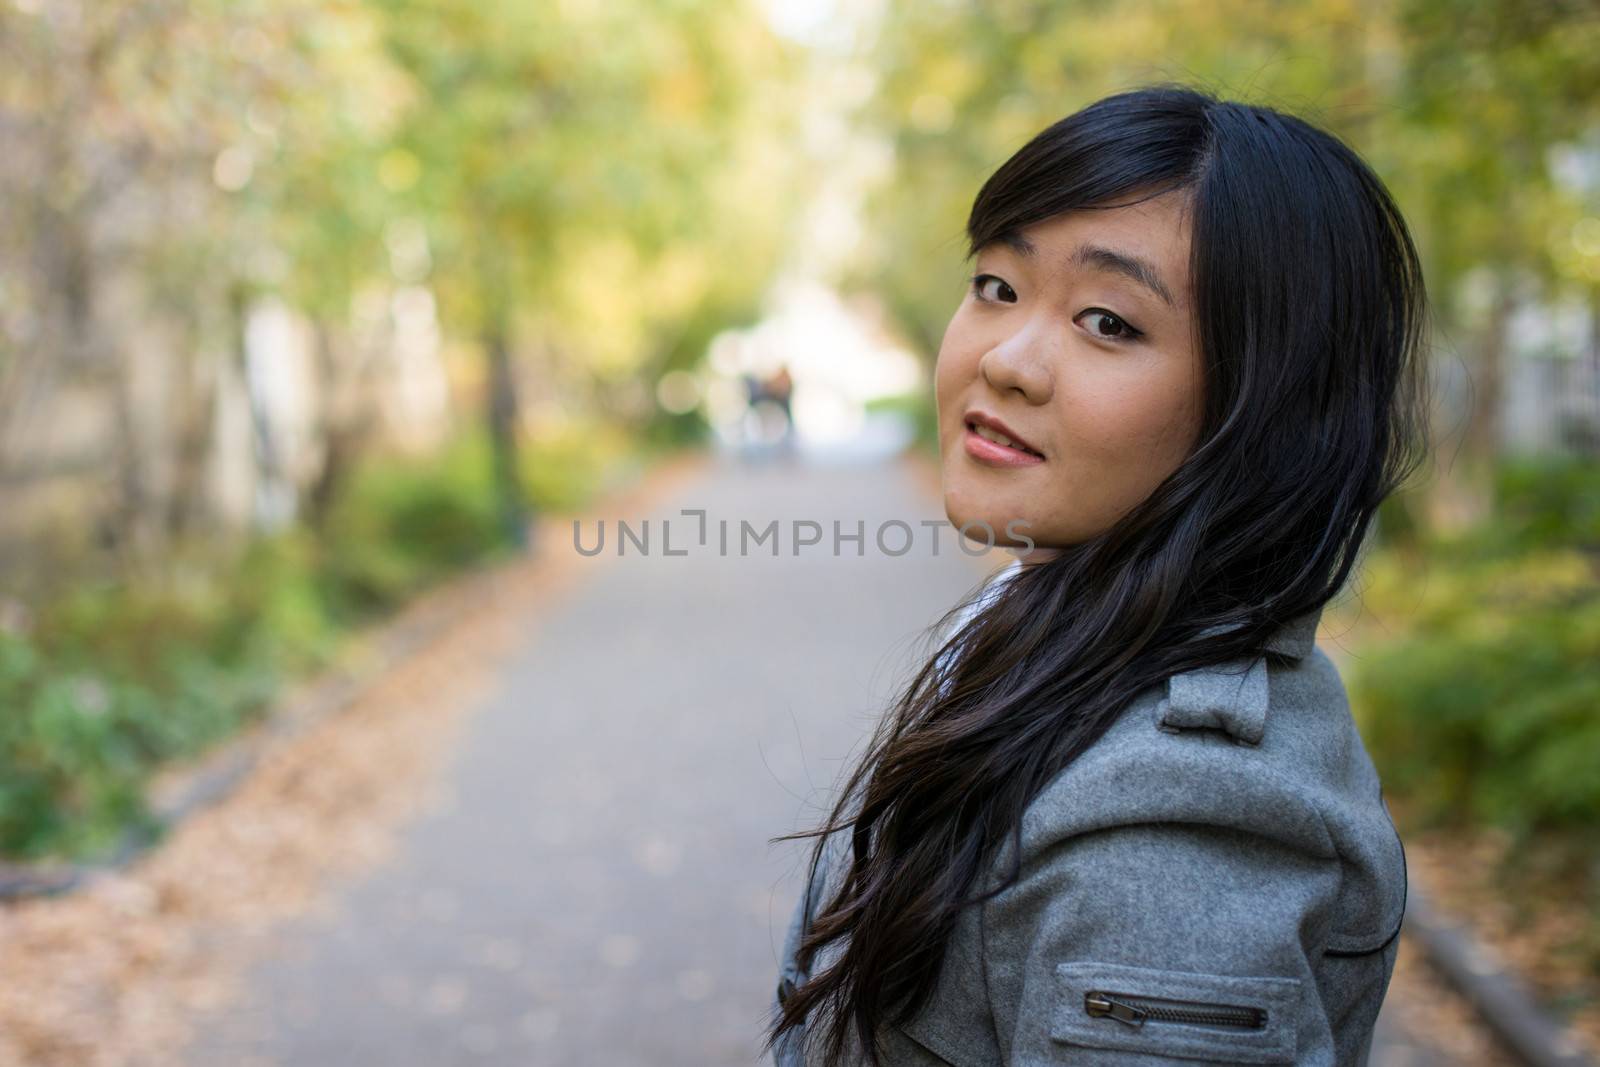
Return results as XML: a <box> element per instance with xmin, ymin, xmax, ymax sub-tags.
<box><xmin>1387</xmin><ymin>0</ymin><xmax>1600</xmax><ymax>471</ymax></box>
<box><xmin>0</xmin><ymin>0</ymin><xmax>803</xmax><ymax>581</ymax></box>
<box><xmin>369</xmin><ymin>0</ymin><xmax>802</xmax><ymax>549</ymax></box>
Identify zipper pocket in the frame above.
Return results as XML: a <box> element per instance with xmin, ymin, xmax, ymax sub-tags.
<box><xmin>1085</xmin><ymin>990</ymin><xmax>1267</xmax><ymax>1031</ymax></box>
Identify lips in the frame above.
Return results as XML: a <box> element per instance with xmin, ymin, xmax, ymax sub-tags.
<box><xmin>963</xmin><ymin>410</ymin><xmax>1044</xmax><ymax>458</ymax></box>
<box><xmin>961</xmin><ymin>411</ymin><xmax>1045</xmax><ymax>469</ymax></box>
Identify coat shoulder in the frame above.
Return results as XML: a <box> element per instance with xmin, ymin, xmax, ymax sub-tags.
<box><xmin>1012</xmin><ymin>645</ymin><xmax>1406</xmax><ymax>956</ymax></box>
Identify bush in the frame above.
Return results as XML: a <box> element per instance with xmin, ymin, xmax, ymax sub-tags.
<box><xmin>1347</xmin><ymin>457</ymin><xmax>1600</xmax><ymax>976</ymax></box>
<box><xmin>1489</xmin><ymin>455</ymin><xmax>1600</xmax><ymax>552</ymax></box>
<box><xmin>1352</xmin><ymin>575</ymin><xmax>1600</xmax><ymax>840</ymax></box>
<box><xmin>521</xmin><ymin>415</ymin><xmax>640</xmax><ymax>513</ymax></box>
<box><xmin>317</xmin><ymin>432</ymin><xmax>508</xmax><ymax>619</ymax></box>
<box><xmin>0</xmin><ymin>419</ymin><xmax>655</xmax><ymax>860</ymax></box>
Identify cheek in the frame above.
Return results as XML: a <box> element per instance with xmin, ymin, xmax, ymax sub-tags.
<box><xmin>933</xmin><ymin>322</ymin><xmax>982</xmax><ymax>427</ymax></box>
<box><xmin>1040</xmin><ymin>356</ymin><xmax>1203</xmax><ymax>539</ymax></box>
<box><xmin>1066</xmin><ymin>359</ymin><xmax>1201</xmax><ymax>464</ymax></box>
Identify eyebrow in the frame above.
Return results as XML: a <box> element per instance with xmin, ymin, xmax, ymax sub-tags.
<box><xmin>995</xmin><ymin>232</ymin><xmax>1178</xmax><ymax>310</ymax></box>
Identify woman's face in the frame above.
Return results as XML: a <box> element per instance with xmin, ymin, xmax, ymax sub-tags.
<box><xmin>934</xmin><ymin>190</ymin><xmax>1205</xmax><ymax>555</ymax></box>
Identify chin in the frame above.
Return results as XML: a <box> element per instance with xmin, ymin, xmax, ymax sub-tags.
<box><xmin>939</xmin><ymin>480</ymin><xmax>981</xmax><ymax>529</ymax></box>
<box><xmin>941</xmin><ymin>475</ymin><xmax>1004</xmax><ymax>520</ymax></box>
<box><xmin>944</xmin><ymin>502</ymin><xmax>1012</xmax><ymax>540</ymax></box>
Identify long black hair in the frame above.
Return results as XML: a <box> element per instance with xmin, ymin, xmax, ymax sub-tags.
<box><xmin>765</xmin><ymin>82</ymin><xmax>1431</xmax><ymax>1065</ymax></box>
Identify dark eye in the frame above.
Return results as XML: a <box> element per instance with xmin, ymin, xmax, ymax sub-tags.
<box><xmin>970</xmin><ymin>273</ymin><xmax>1016</xmax><ymax>304</ymax></box>
<box><xmin>1075</xmin><ymin>308</ymin><xmax>1143</xmax><ymax>344</ymax></box>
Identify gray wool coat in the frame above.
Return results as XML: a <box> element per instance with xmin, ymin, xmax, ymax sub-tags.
<box><xmin>771</xmin><ymin>602</ymin><xmax>1407</xmax><ymax>1066</ymax></box>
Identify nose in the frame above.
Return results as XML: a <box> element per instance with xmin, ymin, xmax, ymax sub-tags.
<box><xmin>978</xmin><ymin>321</ymin><xmax>1054</xmax><ymax>404</ymax></box>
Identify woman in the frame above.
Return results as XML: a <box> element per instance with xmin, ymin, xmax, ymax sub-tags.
<box><xmin>766</xmin><ymin>83</ymin><xmax>1429</xmax><ymax>1067</ymax></box>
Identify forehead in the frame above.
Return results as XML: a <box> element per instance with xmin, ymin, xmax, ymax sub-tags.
<box><xmin>987</xmin><ymin>193</ymin><xmax>1194</xmax><ymax>311</ymax></box>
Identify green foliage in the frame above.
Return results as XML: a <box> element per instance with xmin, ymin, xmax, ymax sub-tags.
<box><xmin>1485</xmin><ymin>455</ymin><xmax>1600</xmax><ymax>552</ymax></box>
<box><xmin>1374</xmin><ymin>487</ymin><xmax>1428</xmax><ymax>551</ymax></box>
<box><xmin>0</xmin><ymin>626</ymin><xmax>233</xmax><ymax>859</ymax></box>
<box><xmin>0</xmin><ymin>426</ymin><xmax>649</xmax><ymax>861</ymax></box>
<box><xmin>1353</xmin><ymin>576</ymin><xmax>1600</xmax><ymax>838</ymax></box>
<box><xmin>317</xmin><ymin>432</ymin><xmax>509</xmax><ymax>618</ymax></box>
<box><xmin>520</xmin><ymin>417</ymin><xmax>643</xmax><ymax>514</ymax></box>
<box><xmin>1348</xmin><ymin>458</ymin><xmax>1600</xmax><ymax>964</ymax></box>
<box><xmin>642</xmin><ymin>410</ymin><xmax>711</xmax><ymax>452</ymax></box>
<box><xmin>370</xmin><ymin>0</ymin><xmax>800</xmax><ymax>382</ymax></box>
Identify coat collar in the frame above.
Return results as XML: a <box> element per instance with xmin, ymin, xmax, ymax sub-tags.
<box><xmin>1260</xmin><ymin>605</ymin><xmax>1324</xmax><ymax>660</ymax></box>
<box><xmin>1155</xmin><ymin>605</ymin><xmax>1325</xmax><ymax>746</ymax></box>
<box><xmin>1191</xmin><ymin>604</ymin><xmax>1324</xmax><ymax>660</ymax></box>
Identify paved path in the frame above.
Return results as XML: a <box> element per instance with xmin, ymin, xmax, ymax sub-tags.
<box><xmin>185</xmin><ymin>450</ymin><xmax>996</xmax><ymax>1066</ymax></box>
<box><xmin>184</xmin><ymin>448</ymin><xmax>1439</xmax><ymax>1066</ymax></box>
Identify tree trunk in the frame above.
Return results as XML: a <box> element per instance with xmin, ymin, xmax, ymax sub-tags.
<box><xmin>483</xmin><ymin>313</ymin><xmax>529</xmax><ymax>551</ymax></box>
<box><xmin>1448</xmin><ymin>271</ymin><xmax>1518</xmax><ymax>527</ymax></box>
<box><xmin>1587</xmin><ymin>283</ymin><xmax>1600</xmax><ymax>457</ymax></box>
<box><xmin>1466</xmin><ymin>273</ymin><xmax>1516</xmax><ymax>467</ymax></box>
<box><xmin>304</xmin><ymin>319</ymin><xmax>371</xmax><ymax>532</ymax></box>
<box><xmin>164</xmin><ymin>312</ymin><xmax>219</xmax><ymax>541</ymax></box>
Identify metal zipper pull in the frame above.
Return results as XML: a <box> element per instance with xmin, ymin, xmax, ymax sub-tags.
<box><xmin>1085</xmin><ymin>993</ymin><xmax>1149</xmax><ymax>1027</ymax></box>
<box><xmin>1084</xmin><ymin>990</ymin><xmax>1266</xmax><ymax>1031</ymax></box>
